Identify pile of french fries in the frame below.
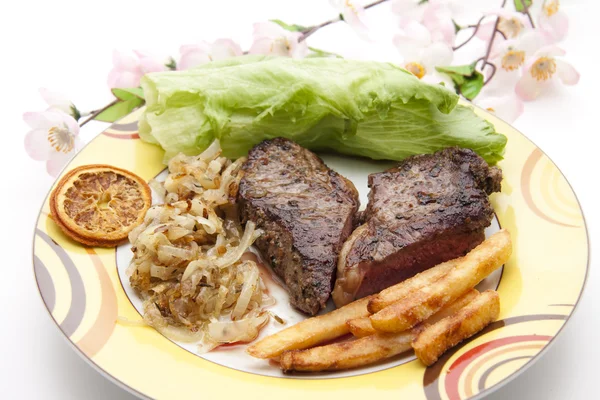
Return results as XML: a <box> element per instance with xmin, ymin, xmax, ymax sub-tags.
<box><xmin>247</xmin><ymin>229</ymin><xmax>511</xmax><ymax>372</ymax></box>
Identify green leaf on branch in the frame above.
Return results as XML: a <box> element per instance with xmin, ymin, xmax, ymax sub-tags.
<box><xmin>513</xmin><ymin>0</ymin><xmax>532</xmax><ymax>12</ymax></box>
<box><xmin>435</xmin><ymin>63</ymin><xmax>484</xmax><ymax>100</ymax></box>
<box><xmin>270</xmin><ymin>19</ymin><xmax>308</xmax><ymax>32</ymax></box>
<box><xmin>458</xmin><ymin>72</ymin><xmax>484</xmax><ymax>100</ymax></box>
<box><xmin>436</xmin><ymin>64</ymin><xmax>475</xmax><ymax>80</ymax></box>
<box><xmin>94</xmin><ymin>97</ymin><xmax>144</xmax><ymax>122</ymax></box>
<box><xmin>111</xmin><ymin>87</ymin><xmax>145</xmax><ymax>101</ymax></box>
<box><xmin>453</xmin><ymin>19</ymin><xmax>462</xmax><ymax>33</ymax></box>
<box><xmin>307</xmin><ymin>47</ymin><xmax>343</xmax><ymax>58</ymax></box>
<box><xmin>165</xmin><ymin>57</ymin><xmax>177</xmax><ymax>71</ymax></box>
<box><xmin>94</xmin><ymin>87</ymin><xmax>145</xmax><ymax>122</ymax></box>
<box><xmin>70</xmin><ymin>105</ymin><xmax>81</xmax><ymax>121</ymax></box>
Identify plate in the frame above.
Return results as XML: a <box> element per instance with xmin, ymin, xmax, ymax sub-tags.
<box><xmin>33</xmin><ymin>105</ymin><xmax>589</xmax><ymax>399</ymax></box>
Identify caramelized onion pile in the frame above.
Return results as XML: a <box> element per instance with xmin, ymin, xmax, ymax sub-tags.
<box><xmin>127</xmin><ymin>140</ymin><xmax>272</xmax><ymax>352</ymax></box>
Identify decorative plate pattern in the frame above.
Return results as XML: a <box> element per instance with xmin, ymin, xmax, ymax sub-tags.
<box><xmin>33</xmin><ymin>105</ymin><xmax>588</xmax><ymax>400</ymax></box>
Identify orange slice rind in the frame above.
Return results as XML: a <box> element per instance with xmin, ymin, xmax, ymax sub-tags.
<box><xmin>50</xmin><ymin>164</ymin><xmax>151</xmax><ymax>247</ymax></box>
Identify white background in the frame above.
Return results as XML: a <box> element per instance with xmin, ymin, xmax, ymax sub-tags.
<box><xmin>0</xmin><ymin>0</ymin><xmax>597</xmax><ymax>398</ymax></box>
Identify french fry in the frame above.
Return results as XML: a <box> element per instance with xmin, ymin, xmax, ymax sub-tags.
<box><xmin>247</xmin><ymin>296</ymin><xmax>373</xmax><ymax>359</ymax></box>
<box><xmin>370</xmin><ymin>230</ymin><xmax>511</xmax><ymax>333</ymax></box>
<box><xmin>346</xmin><ymin>317</ymin><xmax>375</xmax><ymax>338</ymax></box>
<box><xmin>425</xmin><ymin>288</ymin><xmax>480</xmax><ymax>325</ymax></box>
<box><xmin>367</xmin><ymin>259</ymin><xmax>458</xmax><ymax>313</ymax></box>
<box><xmin>279</xmin><ymin>331</ymin><xmax>416</xmax><ymax>372</ymax></box>
<box><xmin>347</xmin><ymin>289</ymin><xmax>479</xmax><ymax>338</ymax></box>
<box><xmin>412</xmin><ymin>290</ymin><xmax>500</xmax><ymax>366</ymax></box>
<box><xmin>277</xmin><ymin>289</ymin><xmax>484</xmax><ymax>372</ymax></box>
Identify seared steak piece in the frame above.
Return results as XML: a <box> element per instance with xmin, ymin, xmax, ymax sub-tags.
<box><xmin>239</xmin><ymin>138</ymin><xmax>360</xmax><ymax>315</ymax></box>
<box><xmin>332</xmin><ymin>147</ymin><xmax>501</xmax><ymax>307</ymax></box>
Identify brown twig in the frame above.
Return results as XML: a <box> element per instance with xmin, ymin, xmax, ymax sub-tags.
<box><xmin>482</xmin><ymin>18</ymin><xmax>501</xmax><ymax>63</ymax></box>
<box><xmin>301</xmin><ymin>19</ymin><xmax>337</xmax><ymax>41</ymax></box>
<box><xmin>300</xmin><ymin>0</ymin><xmax>391</xmax><ymax>42</ymax></box>
<box><xmin>478</xmin><ymin>0</ymin><xmax>508</xmax><ymax>86</ymax></box>
<box><xmin>472</xmin><ymin>56</ymin><xmax>497</xmax><ymax>85</ymax></box>
<box><xmin>364</xmin><ymin>0</ymin><xmax>389</xmax><ymax>10</ymax></box>
<box><xmin>483</xmin><ymin>62</ymin><xmax>498</xmax><ymax>85</ymax></box>
<box><xmin>521</xmin><ymin>1</ymin><xmax>536</xmax><ymax>28</ymax></box>
<box><xmin>453</xmin><ymin>17</ymin><xmax>485</xmax><ymax>51</ymax></box>
<box><xmin>79</xmin><ymin>99</ymin><xmax>119</xmax><ymax>127</ymax></box>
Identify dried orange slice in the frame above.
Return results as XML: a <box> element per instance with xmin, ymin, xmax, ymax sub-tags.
<box><xmin>50</xmin><ymin>164</ymin><xmax>151</xmax><ymax>247</ymax></box>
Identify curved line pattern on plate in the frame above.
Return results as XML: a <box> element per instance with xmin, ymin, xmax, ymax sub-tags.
<box><xmin>102</xmin><ymin>120</ymin><xmax>141</xmax><ymax>140</ymax></box>
<box><xmin>521</xmin><ymin>149</ymin><xmax>578</xmax><ymax>228</ymax></box>
<box><xmin>36</xmin><ymin>228</ymin><xmax>86</xmax><ymax>337</ymax></box>
<box><xmin>110</xmin><ymin>121</ymin><xmax>139</xmax><ymax>131</ymax></box>
<box><xmin>540</xmin><ymin>162</ymin><xmax>580</xmax><ymax>221</ymax></box>
<box><xmin>552</xmin><ymin>169</ymin><xmax>579</xmax><ymax>214</ymax></box>
<box><xmin>460</xmin><ymin>343</ymin><xmax>544</xmax><ymax>398</ymax></box>
<box><xmin>75</xmin><ymin>248</ymin><xmax>118</xmax><ymax>357</ymax></box>
<box><xmin>34</xmin><ymin>255</ymin><xmax>56</xmax><ymax>312</ymax></box>
<box><xmin>477</xmin><ymin>355</ymin><xmax>531</xmax><ymax>391</ymax></box>
<box><xmin>102</xmin><ymin>131</ymin><xmax>140</xmax><ymax>140</ymax></box>
<box><xmin>423</xmin><ymin>314</ymin><xmax>567</xmax><ymax>400</ymax></box>
<box><xmin>444</xmin><ymin>337</ymin><xmax>549</xmax><ymax>400</ymax></box>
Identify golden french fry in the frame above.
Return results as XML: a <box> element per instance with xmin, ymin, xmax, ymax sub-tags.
<box><xmin>247</xmin><ymin>296</ymin><xmax>373</xmax><ymax>359</ymax></box>
<box><xmin>348</xmin><ymin>289</ymin><xmax>479</xmax><ymax>338</ymax></box>
<box><xmin>279</xmin><ymin>331</ymin><xmax>416</xmax><ymax>372</ymax></box>
<box><xmin>276</xmin><ymin>290</ymin><xmax>484</xmax><ymax>372</ymax></box>
<box><xmin>370</xmin><ymin>230</ymin><xmax>511</xmax><ymax>333</ymax></box>
<box><xmin>425</xmin><ymin>288</ymin><xmax>480</xmax><ymax>325</ymax></box>
<box><xmin>367</xmin><ymin>259</ymin><xmax>458</xmax><ymax>313</ymax></box>
<box><xmin>412</xmin><ymin>290</ymin><xmax>500</xmax><ymax>366</ymax></box>
<box><xmin>346</xmin><ymin>317</ymin><xmax>375</xmax><ymax>338</ymax></box>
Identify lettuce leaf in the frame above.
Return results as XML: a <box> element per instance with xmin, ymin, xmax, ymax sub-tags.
<box><xmin>140</xmin><ymin>56</ymin><xmax>506</xmax><ymax>164</ymax></box>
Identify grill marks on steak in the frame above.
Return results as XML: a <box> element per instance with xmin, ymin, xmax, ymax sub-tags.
<box><xmin>238</xmin><ymin>138</ymin><xmax>359</xmax><ymax>315</ymax></box>
<box><xmin>332</xmin><ymin>147</ymin><xmax>502</xmax><ymax>307</ymax></box>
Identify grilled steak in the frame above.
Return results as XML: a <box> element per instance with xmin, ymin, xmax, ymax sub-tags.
<box><xmin>239</xmin><ymin>138</ymin><xmax>360</xmax><ymax>315</ymax></box>
<box><xmin>332</xmin><ymin>147</ymin><xmax>502</xmax><ymax>307</ymax></box>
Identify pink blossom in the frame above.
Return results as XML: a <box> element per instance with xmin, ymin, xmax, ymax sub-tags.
<box><xmin>474</xmin><ymin>92</ymin><xmax>524</xmax><ymax>123</ymax></box>
<box><xmin>39</xmin><ymin>88</ymin><xmax>79</xmax><ymax>120</ymax></box>
<box><xmin>392</xmin><ymin>0</ymin><xmax>458</xmax><ymax>47</ymax></box>
<box><xmin>538</xmin><ymin>0</ymin><xmax>568</xmax><ymax>43</ymax></box>
<box><xmin>477</xmin><ymin>9</ymin><xmax>530</xmax><ymax>41</ymax></box>
<box><xmin>484</xmin><ymin>31</ymin><xmax>545</xmax><ymax>96</ymax></box>
<box><xmin>392</xmin><ymin>0</ymin><xmax>426</xmax><ymax>26</ymax></box>
<box><xmin>178</xmin><ymin>39</ymin><xmax>243</xmax><ymax>70</ymax></box>
<box><xmin>515</xmin><ymin>45</ymin><xmax>579</xmax><ymax>101</ymax></box>
<box><xmin>24</xmin><ymin>110</ymin><xmax>81</xmax><ymax>177</ymax></box>
<box><xmin>248</xmin><ymin>22</ymin><xmax>308</xmax><ymax>58</ymax></box>
<box><xmin>421</xmin><ymin>1</ymin><xmax>456</xmax><ymax>46</ymax></box>
<box><xmin>329</xmin><ymin>0</ymin><xmax>370</xmax><ymax>40</ymax></box>
<box><xmin>107</xmin><ymin>50</ymin><xmax>166</xmax><ymax>88</ymax></box>
<box><xmin>393</xmin><ymin>21</ymin><xmax>454</xmax><ymax>85</ymax></box>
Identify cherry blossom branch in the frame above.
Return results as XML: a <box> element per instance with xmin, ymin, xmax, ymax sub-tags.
<box><xmin>78</xmin><ymin>0</ymin><xmax>393</xmax><ymax>127</ymax></box>
<box><xmin>477</xmin><ymin>0</ymin><xmax>508</xmax><ymax>86</ymax></box>
<box><xmin>521</xmin><ymin>2</ymin><xmax>536</xmax><ymax>28</ymax></box>
<box><xmin>475</xmin><ymin>57</ymin><xmax>497</xmax><ymax>85</ymax></box>
<box><xmin>453</xmin><ymin>17</ymin><xmax>485</xmax><ymax>51</ymax></box>
<box><xmin>301</xmin><ymin>20</ymin><xmax>335</xmax><ymax>41</ymax></box>
<box><xmin>79</xmin><ymin>99</ymin><xmax>119</xmax><ymax>127</ymax></box>
<box><xmin>300</xmin><ymin>0</ymin><xmax>391</xmax><ymax>41</ymax></box>
<box><xmin>363</xmin><ymin>0</ymin><xmax>390</xmax><ymax>11</ymax></box>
